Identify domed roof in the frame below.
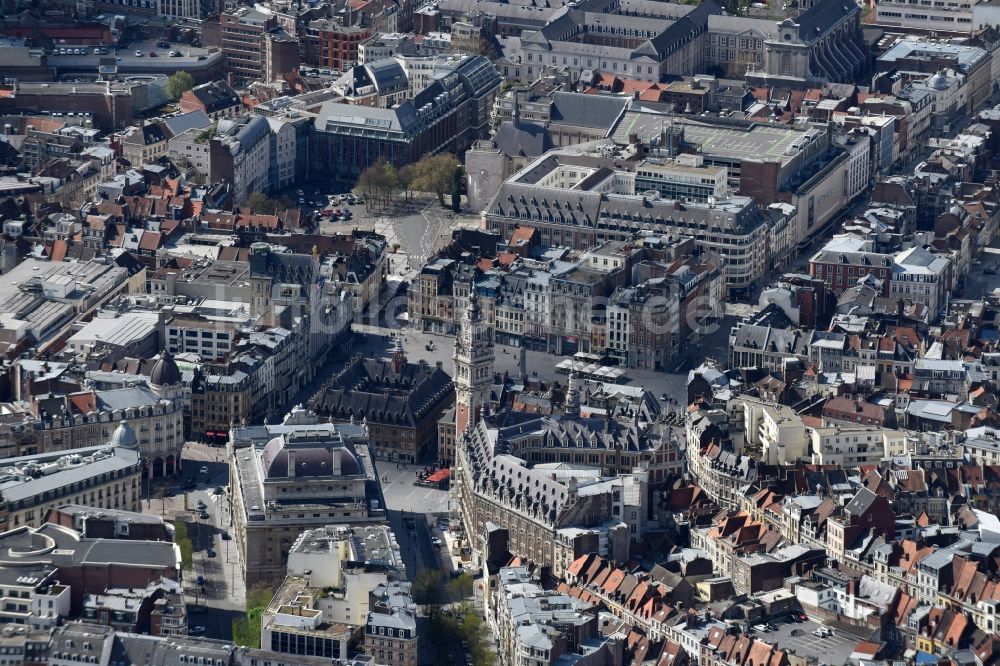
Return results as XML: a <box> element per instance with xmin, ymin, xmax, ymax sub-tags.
<box><xmin>150</xmin><ymin>349</ymin><xmax>182</xmax><ymax>387</ymax></box>
<box><xmin>928</xmin><ymin>72</ymin><xmax>949</xmax><ymax>90</ymax></box>
<box><xmin>260</xmin><ymin>434</ymin><xmax>363</xmax><ymax>479</ymax></box>
<box><xmin>110</xmin><ymin>420</ymin><xmax>138</xmax><ymax>449</ymax></box>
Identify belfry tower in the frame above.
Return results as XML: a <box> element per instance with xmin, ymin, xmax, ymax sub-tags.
<box><xmin>453</xmin><ymin>290</ymin><xmax>495</xmax><ymax>435</ymax></box>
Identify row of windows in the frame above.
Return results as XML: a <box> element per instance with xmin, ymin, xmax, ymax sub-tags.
<box><xmin>368</xmin><ymin>625</ymin><xmax>411</xmax><ymax>638</ymax></box>
<box><xmin>169</xmin><ymin>329</ymin><xmax>229</xmax><ymax>339</ymax></box>
<box><xmin>270</xmin><ymin>633</ymin><xmax>341</xmax><ymax>658</ymax></box>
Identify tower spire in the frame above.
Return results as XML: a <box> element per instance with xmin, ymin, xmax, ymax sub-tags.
<box><xmin>564</xmin><ymin>370</ymin><xmax>581</xmax><ymax>417</ymax></box>
<box><xmin>453</xmin><ymin>286</ymin><xmax>495</xmax><ymax>437</ymax></box>
<box><xmin>391</xmin><ymin>334</ymin><xmax>407</xmax><ymax>373</ymax></box>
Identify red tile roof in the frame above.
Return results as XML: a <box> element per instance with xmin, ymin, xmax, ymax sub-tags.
<box><xmin>68</xmin><ymin>391</ymin><xmax>97</xmax><ymax>415</ymax></box>
<box><xmin>50</xmin><ymin>239</ymin><xmax>68</xmax><ymax>262</ymax></box>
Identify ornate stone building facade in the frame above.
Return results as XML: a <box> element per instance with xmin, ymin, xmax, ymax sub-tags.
<box><xmin>454</xmin><ymin>409</ymin><xmax>648</xmax><ymax>577</ymax></box>
<box><xmin>0</xmin><ymin>353</ymin><xmax>185</xmax><ymax>478</ymax></box>
<box><xmin>310</xmin><ymin>340</ymin><xmax>453</xmax><ymax>464</ymax></box>
<box><xmin>0</xmin><ymin>421</ymin><xmax>143</xmax><ymax>531</ymax></box>
<box><xmin>229</xmin><ymin>409</ymin><xmax>385</xmax><ymax>587</ymax></box>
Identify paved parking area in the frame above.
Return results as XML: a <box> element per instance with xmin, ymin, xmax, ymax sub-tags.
<box><xmin>48</xmin><ymin>39</ymin><xmax>217</xmax><ymax>71</ymax></box>
<box><xmin>783</xmin><ymin>630</ymin><xmax>858</xmax><ymax>665</ymax></box>
<box><xmin>756</xmin><ymin>617</ymin><xmax>864</xmax><ymax>665</ymax></box>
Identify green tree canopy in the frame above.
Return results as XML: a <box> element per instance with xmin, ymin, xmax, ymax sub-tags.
<box><xmin>171</xmin><ymin>521</ymin><xmax>193</xmax><ymax>570</ymax></box>
<box><xmin>408</xmin><ymin>153</ymin><xmax>461</xmax><ymax>206</ymax></box>
<box><xmin>425</xmin><ymin>601</ymin><xmax>496</xmax><ymax>666</ymax></box>
<box><xmin>412</xmin><ymin>568</ymin><xmax>445</xmax><ymax>606</ymax></box>
<box><xmin>355</xmin><ymin>159</ymin><xmax>402</xmax><ymax>210</ymax></box>
<box><xmin>446</xmin><ymin>572</ymin><xmax>475</xmax><ymax>602</ymax></box>
<box><xmin>167</xmin><ymin>71</ymin><xmax>196</xmax><ymax>101</ymax></box>
<box><xmin>231</xmin><ymin>584</ymin><xmax>274</xmax><ymax>648</ymax></box>
<box><xmin>246</xmin><ymin>191</ymin><xmax>279</xmax><ymax>214</ymax></box>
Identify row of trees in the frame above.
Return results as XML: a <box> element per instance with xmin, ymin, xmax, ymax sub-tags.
<box><xmin>412</xmin><ymin>569</ymin><xmax>475</xmax><ymax>605</ymax></box>
<box><xmin>412</xmin><ymin>571</ymin><xmax>496</xmax><ymax>666</ymax></box>
<box><xmin>231</xmin><ymin>584</ymin><xmax>273</xmax><ymax>649</ymax></box>
<box><xmin>171</xmin><ymin>521</ymin><xmax>193</xmax><ymax>570</ymax></box>
<box><xmin>355</xmin><ymin>152</ymin><xmax>464</xmax><ymax>212</ymax></box>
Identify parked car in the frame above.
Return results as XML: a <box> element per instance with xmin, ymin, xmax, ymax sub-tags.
<box><xmin>135</xmin><ymin>50</ymin><xmax>143</xmax><ymax>56</ymax></box>
<box><xmin>170</xmin><ymin>50</ymin><xmax>182</xmax><ymax>57</ymax></box>
<box><xmin>222</xmin><ymin>531</ymin><xmax>231</xmax><ymax>540</ymax></box>
<box><xmin>158</xmin><ymin>41</ymin><xmax>170</xmax><ymax>48</ymax></box>
<box><xmin>431</xmin><ymin>537</ymin><xmax>443</xmax><ymax>547</ymax></box>
<box><xmin>207</xmin><ymin>549</ymin><xmax>217</xmax><ymax>558</ymax></box>
<box><xmin>149</xmin><ymin>50</ymin><xmax>158</xmax><ymax>57</ymax></box>
<box><xmin>200</xmin><ymin>465</ymin><xmax>209</xmax><ymax>475</ymax></box>
<box><xmin>196</xmin><ymin>500</ymin><xmax>207</xmax><ymax>510</ymax></box>
<box><xmin>199</xmin><ymin>511</ymin><xmax>209</xmax><ymax>520</ymax></box>
<box><xmin>189</xmin><ymin>626</ymin><xmax>206</xmax><ymax>635</ymax></box>
<box><xmin>213</xmin><ymin>486</ymin><xmax>224</xmax><ymax>495</ymax></box>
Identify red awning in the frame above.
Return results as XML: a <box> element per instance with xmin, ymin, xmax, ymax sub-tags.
<box><xmin>426</xmin><ymin>468</ymin><xmax>450</xmax><ymax>483</ymax></box>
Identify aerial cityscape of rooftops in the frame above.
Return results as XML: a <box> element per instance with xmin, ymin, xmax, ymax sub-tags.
<box><xmin>6</xmin><ymin>0</ymin><xmax>1000</xmax><ymax>665</ymax></box>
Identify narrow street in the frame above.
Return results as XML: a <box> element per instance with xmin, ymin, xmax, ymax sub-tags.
<box><xmin>142</xmin><ymin>444</ymin><xmax>245</xmax><ymax>641</ymax></box>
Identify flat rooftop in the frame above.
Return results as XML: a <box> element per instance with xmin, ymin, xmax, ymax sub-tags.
<box><xmin>0</xmin><ymin>447</ymin><xmax>141</xmax><ymax>504</ymax></box>
<box><xmin>612</xmin><ymin>113</ymin><xmax>818</xmax><ymax>167</ymax></box>
<box><xmin>67</xmin><ymin>311</ymin><xmax>159</xmax><ymax>348</ymax></box>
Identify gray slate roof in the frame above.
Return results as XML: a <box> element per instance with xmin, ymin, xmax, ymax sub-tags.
<box><xmin>96</xmin><ymin>385</ymin><xmax>163</xmax><ymax>412</ymax></box>
<box><xmin>550</xmin><ymin>92</ymin><xmax>628</xmax><ymax>131</ymax></box>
